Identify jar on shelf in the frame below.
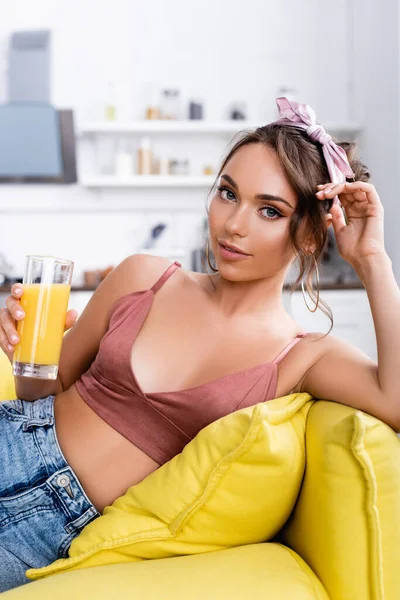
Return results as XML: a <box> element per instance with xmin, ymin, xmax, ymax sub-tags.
<box><xmin>203</xmin><ymin>164</ymin><xmax>214</xmax><ymax>176</ymax></box>
<box><xmin>228</xmin><ymin>102</ymin><xmax>247</xmax><ymax>120</ymax></box>
<box><xmin>170</xmin><ymin>159</ymin><xmax>189</xmax><ymax>176</ymax></box>
<box><xmin>160</xmin><ymin>89</ymin><xmax>181</xmax><ymax>120</ymax></box>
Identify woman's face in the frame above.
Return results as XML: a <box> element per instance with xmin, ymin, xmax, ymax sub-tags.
<box><xmin>208</xmin><ymin>143</ymin><xmax>299</xmax><ymax>281</ymax></box>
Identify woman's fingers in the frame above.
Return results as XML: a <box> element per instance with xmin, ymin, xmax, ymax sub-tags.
<box><xmin>316</xmin><ymin>181</ymin><xmax>381</xmax><ymax>205</ymax></box>
<box><xmin>11</xmin><ymin>283</ymin><xmax>23</xmax><ymax>297</ymax></box>
<box><xmin>1</xmin><ymin>287</ymin><xmax>24</xmax><ymax>357</ymax></box>
<box><xmin>8</xmin><ymin>284</ymin><xmax>25</xmax><ymax>320</ymax></box>
<box><xmin>0</xmin><ymin>307</ymin><xmax>18</xmax><ymax>355</ymax></box>
<box><xmin>5</xmin><ymin>295</ymin><xmax>25</xmax><ymax>322</ymax></box>
<box><xmin>316</xmin><ymin>182</ymin><xmax>383</xmax><ymax>219</ymax></box>
<box><xmin>330</xmin><ymin>202</ymin><xmax>347</xmax><ymax>230</ymax></box>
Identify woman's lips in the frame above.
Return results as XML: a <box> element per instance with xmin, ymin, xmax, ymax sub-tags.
<box><xmin>218</xmin><ymin>242</ymin><xmax>251</xmax><ymax>261</ymax></box>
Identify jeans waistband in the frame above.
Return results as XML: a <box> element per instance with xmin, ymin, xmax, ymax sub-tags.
<box><xmin>22</xmin><ymin>395</ymin><xmax>101</xmax><ymax>532</ymax></box>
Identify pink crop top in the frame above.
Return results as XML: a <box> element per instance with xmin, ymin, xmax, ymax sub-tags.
<box><xmin>74</xmin><ymin>261</ymin><xmax>308</xmax><ymax>465</ymax></box>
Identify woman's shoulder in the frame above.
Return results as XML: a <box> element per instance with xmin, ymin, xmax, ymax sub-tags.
<box><xmin>108</xmin><ymin>254</ymin><xmax>196</xmax><ymax>298</ymax></box>
<box><xmin>293</xmin><ymin>329</ymin><xmax>342</xmax><ymax>378</ymax></box>
<box><xmin>288</xmin><ymin>331</ymin><xmax>341</xmax><ymax>395</ymax></box>
<box><xmin>297</xmin><ymin>330</ymin><xmax>337</xmax><ymax>360</ymax></box>
<box><xmin>116</xmin><ymin>253</ymin><xmax>183</xmax><ymax>293</ymax></box>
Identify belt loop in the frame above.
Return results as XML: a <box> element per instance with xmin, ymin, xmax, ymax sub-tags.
<box><xmin>23</xmin><ymin>416</ymin><xmax>54</xmax><ymax>431</ymax></box>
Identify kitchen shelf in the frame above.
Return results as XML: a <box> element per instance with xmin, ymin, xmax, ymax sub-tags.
<box><xmin>79</xmin><ymin>120</ymin><xmax>363</xmax><ymax>190</ymax></box>
<box><xmin>81</xmin><ymin>175</ymin><xmax>216</xmax><ymax>188</ymax></box>
<box><xmin>79</xmin><ymin>120</ymin><xmax>363</xmax><ymax>136</ymax></box>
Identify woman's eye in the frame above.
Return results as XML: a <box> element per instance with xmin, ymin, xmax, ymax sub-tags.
<box><xmin>217</xmin><ymin>186</ymin><xmax>236</xmax><ymax>201</ymax></box>
<box><xmin>217</xmin><ymin>186</ymin><xmax>282</xmax><ymax>220</ymax></box>
<box><xmin>260</xmin><ymin>206</ymin><xmax>282</xmax><ymax>220</ymax></box>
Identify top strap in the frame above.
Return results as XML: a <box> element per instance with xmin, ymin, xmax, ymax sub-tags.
<box><xmin>151</xmin><ymin>261</ymin><xmax>182</xmax><ymax>294</ymax></box>
<box><xmin>272</xmin><ymin>333</ymin><xmax>308</xmax><ymax>365</ymax></box>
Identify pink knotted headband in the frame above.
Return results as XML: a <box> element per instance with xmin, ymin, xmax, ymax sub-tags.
<box><xmin>272</xmin><ymin>97</ymin><xmax>355</xmax><ymax>206</ymax></box>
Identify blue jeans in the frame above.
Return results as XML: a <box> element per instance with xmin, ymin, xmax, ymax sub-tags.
<box><xmin>0</xmin><ymin>395</ymin><xmax>101</xmax><ymax>593</ymax></box>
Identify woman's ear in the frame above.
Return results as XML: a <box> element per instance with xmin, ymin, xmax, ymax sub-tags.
<box><xmin>325</xmin><ymin>212</ymin><xmax>333</xmax><ymax>228</ymax></box>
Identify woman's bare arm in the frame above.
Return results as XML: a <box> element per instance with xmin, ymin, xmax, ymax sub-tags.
<box><xmin>299</xmin><ymin>252</ymin><xmax>400</xmax><ymax>432</ymax></box>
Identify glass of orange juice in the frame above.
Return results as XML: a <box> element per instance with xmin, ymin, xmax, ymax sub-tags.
<box><xmin>12</xmin><ymin>255</ymin><xmax>74</xmax><ymax>380</ymax></box>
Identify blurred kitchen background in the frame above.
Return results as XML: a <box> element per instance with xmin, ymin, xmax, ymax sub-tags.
<box><xmin>0</xmin><ymin>0</ymin><xmax>399</xmax><ymax>360</ymax></box>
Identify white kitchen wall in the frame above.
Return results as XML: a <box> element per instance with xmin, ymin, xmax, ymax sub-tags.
<box><xmin>352</xmin><ymin>0</ymin><xmax>400</xmax><ymax>281</ymax></box>
<box><xmin>1</xmin><ymin>0</ymin><xmax>395</xmax><ymax>283</ymax></box>
<box><xmin>0</xmin><ymin>0</ymin><xmax>352</xmax><ymax>123</ymax></box>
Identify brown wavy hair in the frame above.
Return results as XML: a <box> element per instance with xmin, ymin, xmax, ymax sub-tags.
<box><xmin>203</xmin><ymin>123</ymin><xmax>370</xmax><ymax>336</ymax></box>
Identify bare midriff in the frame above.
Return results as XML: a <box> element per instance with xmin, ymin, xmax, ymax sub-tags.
<box><xmin>53</xmin><ymin>384</ymin><xmax>160</xmax><ymax>514</ymax></box>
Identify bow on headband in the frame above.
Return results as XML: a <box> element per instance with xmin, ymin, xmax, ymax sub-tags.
<box><xmin>273</xmin><ymin>97</ymin><xmax>355</xmax><ymax>205</ymax></box>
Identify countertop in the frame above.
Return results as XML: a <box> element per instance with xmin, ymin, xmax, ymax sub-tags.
<box><xmin>0</xmin><ymin>281</ymin><xmax>365</xmax><ymax>293</ymax></box>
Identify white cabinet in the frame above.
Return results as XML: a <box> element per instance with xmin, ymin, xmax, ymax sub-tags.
<box><xmin>283</xmin><ymin>290</ymin><xmax>377</xmax><ymax>360</ymax></box>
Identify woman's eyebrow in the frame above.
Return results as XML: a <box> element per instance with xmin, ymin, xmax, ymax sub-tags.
<box><xmin>220</xmin><ymin>173</ymin><xmax>294</xmax><ymax>209</ymax></box>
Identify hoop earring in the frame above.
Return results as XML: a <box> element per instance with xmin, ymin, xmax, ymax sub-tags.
<box><xmin>301</xmin><ymin>255</ymin><xmax>320</xmax><ymax>313</ymax></box>
<box><xmin>205</xmin><ymin>236</ymin><xmax>219</xmax><ymax>272</ymax></box>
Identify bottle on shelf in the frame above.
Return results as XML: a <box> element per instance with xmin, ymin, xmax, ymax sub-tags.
<box><xmin>189</xmin><ymin>99</ymin><xmax>204</xmax><ymax>120</ymax></box>
<box><xmin>137</xmin><ymin>136</ymin><xmax>153</xmax><ymax>175</ymax></box>
<box><xmin>144</xmin><ymin>82</ymin><xmax>161</xmax><ymax>120</ymax></box>
<box><xmin>159</xmin><ymin>157</ymin><xmax>170</xmax><ymax>175</ymax></box>
<box><xmin>115</xmin><ymin>137</ymin><xmax>133</xmax><ymax>177</ymax></box>
<box><xmin>152</xmin><ymin>156</ymin><xmax>160</xmax><ymax>175</ymax></box>
<box><xmin>105</xmin><ymin>81</ymin><xmax>117</xmax><ymax>121</ymax></box>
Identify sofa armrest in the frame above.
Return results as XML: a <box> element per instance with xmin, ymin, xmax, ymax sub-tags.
<box><xmin>281</xmin><ymin>400</ymin><xmax>400</xmax><ymax>600</ymax></box>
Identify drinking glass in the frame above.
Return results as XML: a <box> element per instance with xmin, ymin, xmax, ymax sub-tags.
<box><xmin>12</xmin><ymin>255</ymin><xmax>74</xmax><ymax>380</ymax></box>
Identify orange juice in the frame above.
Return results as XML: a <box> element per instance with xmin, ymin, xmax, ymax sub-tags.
<box><xmin>14</xmin><ymin>283</ymin><xmax>71</xmax><ymax>366</ymax></box>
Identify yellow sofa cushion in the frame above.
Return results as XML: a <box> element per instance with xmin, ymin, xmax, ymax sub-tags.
<box><xmin>282</xmin><ymin>400</ymin><xmax>400</xmax><ymax>600</ymax></box>
<box><xmin>0</xmin><ymin>349</ymin><xmax>16</xmax><ymax>400</ymax></box>
<box><xmin>7</xmin><ymin>544</ymin><xmax>329</xmax><ymax>599</ymax></box>
<box><xmin>27</xmin><ymin>391</ymin><xmax>314</xmax><ymax>582</ymax></box>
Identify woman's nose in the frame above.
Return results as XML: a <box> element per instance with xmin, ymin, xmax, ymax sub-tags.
<box><xmin>224</xmin><ymin>207</ymin><xmax>251</xmax><ymax>234</ymax></box>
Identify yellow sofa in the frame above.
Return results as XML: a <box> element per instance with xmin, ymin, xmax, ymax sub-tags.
<box><xmin>2</xmin><ymin>349</ymin><xmax>400</xmax><ymax>599</ymax></box>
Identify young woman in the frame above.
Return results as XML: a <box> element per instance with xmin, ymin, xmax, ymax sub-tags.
<box><xmin>0</xmin><ymin>97</ymin><xmax>399</xmax><ymax>591</ymax></box>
